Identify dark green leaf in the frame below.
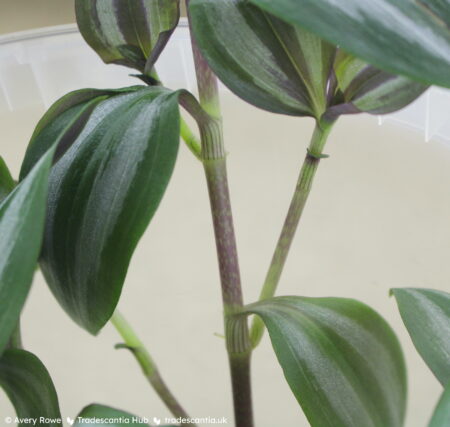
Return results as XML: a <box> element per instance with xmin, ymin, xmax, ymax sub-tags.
<box><xmin>0</xmin><ymin>157</ymin><xmax>15</xmax><ymax>202</ymax></box>
<box><xmin>242</xmin><ymin>296</ymin><xmax>406</xmax><ymax>427</ymax></box>
<box><xmin>331</xmin><ymin>51</ymin><xmax>427</xmax><ymax>116</ymax></box>
<box><xmin>76</xmin><ymin>0</ymin><xmax>180</xmax><ymax>73</ymax></box>
<box><xmin>38</xmin><ymin>87</ymin><xmax>181</xmax><ymax>334</ymax></box>
<box><xmin>19</xmin><ymin>87</ymin><xmax>143</xmax><ymax>180</ymax></box>
<box><xmin>430</xmin><ymin>383</ymin><xmax>450</xmax><ymax>427</ymax></box>
<box><xmin>0</xmin><ymin>149</ymin><xmax>54</xmax><ymax>355</ymax></box>
<box><xmin>392</xmin><ymin>288</ymin><xmax>450</xmax><ymax>386</ymax></box>
<box><xmin>74</xmin><ymin>404</ymin><xmax>148</xmax><ymax>426</ymax></box>
<box><xmin>189</xmin><ymin>0</ymin><xmax>426</xmax><ymax>120</ymax></box>
<box><xmin>0</xmin><ymin>349</ymin><xmax>62</xmax><ymax>426</ymax></box>
<box><xmin>189</xmin><ymin>0</ymin><xmax>335</xmax><ymax>118</ymax></box>
<box><xmin>250</xmin><ymin>0</ymin><xmax>450</xmax><ymax>88</ymax></box>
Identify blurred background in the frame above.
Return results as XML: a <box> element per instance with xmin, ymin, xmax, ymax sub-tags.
<box><xmin>0</xmin><ymin>0</ymin><xmax>74</xmax><ymax>34</ymax></box>
<box><xmin>0</xmin><ymin>1</ymin><xmax>448</xmax><ymax>426</ymax></box>
<box><xmin>0</xmin><ymin>0</ymin><xmax>188</xmax><ymax>34</ymax></box>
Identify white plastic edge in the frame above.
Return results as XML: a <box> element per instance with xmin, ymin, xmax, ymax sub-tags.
<box><xmin>0</xmin><ymin>20</ymin><xmax>449</xmax><ymax>144</ymax></box>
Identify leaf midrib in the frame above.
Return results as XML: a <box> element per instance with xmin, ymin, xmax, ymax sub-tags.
<box><xmin>261</xmin><ymin>12</ymin><xmax>323</xmax><ymax>116</ymax></box>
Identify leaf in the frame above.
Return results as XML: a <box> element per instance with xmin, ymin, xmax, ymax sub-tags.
<box><xmin>74</xmin><ymin>404</ymin><xmax>148</xmax><ymax>426</ymax></box>
<box><xmin>331</xmin><ymin>51</ymin><xmax>427</xmax><ymax>116</ymax></box>
<box><xmin>250</xmin><ymin>0</ymin><xmax>450</xmax><ymax>88</ymax></box>
<box><xmin>189</xmin><ymin>0</ymin><xmax>426</xmax><ymax>120</ymax></box>
<box><xmin>241</xmin><ymin>296</ymin><xmax>406</xmax><ymax>427</ymax></box>
<box><xmin>189</xmin><ymin>0</ymin><xmax>336</xmax><ymax>118</ymax></box>
<box><xmin>75</xmin><ymin>0</ymin><xmax>180</xmax><ymax>73</ymax></box>
<box><xmin>0</xmin><ymin>156</ymin><xmax>15</xmax><ymax>202</ymax></box>
<box><xmin>37</xmin><ymin>87</ymin><xmax>181</xmax><ymax>334</ymax></box>
<box><xmin>392</xmin><ymin>288</ymin><xmax>450</xmax><ymax>386</ymax></box>
<box><xmin>20</xmin><ymin>87</ymin><xmax>143</xmax><ymax>180</ymax></box>
<box><xmin>0</xmin><ymin>349</ymin><xmax>62</xmax><ymax>426</ymax></box>
<box><xmin>430</xmin><ymin>383</ymin><xmax>450</xmax><ymax>427</ymax></box>
<box><xmin>0</xmin><ymin>149</ymin><xmax>54</xmax><ymax>355</ymax></box>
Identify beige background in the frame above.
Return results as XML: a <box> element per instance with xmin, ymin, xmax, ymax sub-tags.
<box><xmin>0</xmin><ymin>0</ymin><xmax>188</xmax><ymax>35</ymax></box>
<box><xmin>0</xmin><ymin>1</ymin><xmax>75</xmax><ymax>34</ymax></box>
<box><xmin>0</xmin><ymin>2</ymin><xmax>448</xmax><ymax>427</ymax></box>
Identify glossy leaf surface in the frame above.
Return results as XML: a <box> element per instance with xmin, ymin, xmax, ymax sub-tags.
<box><xmin>76</xmin><ymin>0</ymin><xmax>180</xmax><ymax>72</ymax></box>
<box><xmin>0</xmin><ymin>149</ymin><xmax>53</xmax><ymax>355</ymax></box>
<box><xmin>189</xmin><ymin>0</ymin><xmax>426</xmax><ymax>120</ymax></box>
<box><xmin>38</xmin><ymin>87</ymin><xmax>181</xmax><ymax>334</ymax></box>
<box><xmin>0</xmin><ymin>156</ymin><xmax>15</xmax><ymax>202</ymax></box>
<box><xmin>20</xmin><ymin>87</ymin><xmax>143</xmax><ymax>180</ymax></box>
<box><xmin>243</xmin><ymin>296</ymin><xmax>406</xmax><ymax>427</ymax></box>
<box><xmin>189</xmin><ymin>0</ymin><xmax>335</xmax><ymax>117</ymax></box>
<box><xmin>430</xmin><ymin>383</ymin><xmax>450</xmax><ymax>427</ymax></box>
<box><xmin>0</xmin><ymin>349</ymin><xmax>62</xmax><ymax>426</ymax></box>
<box><xmin>392</xmin><ymin>288</ymin><xmax>450</xmax><ymax>386</ymax></box>
<box><xmin>250</xmin><ymin>0</ymin><xmax>450</xmax><ymax>88</ymax></box>
<box><xmin>74</xmin><ymin>404</ymin><xmax>148</xmax><ymax>426</ymax></box>
<box><xmin>332</xmin><ymin>51</ymin><xmax>427</xmax><ymax>116</ymax></box>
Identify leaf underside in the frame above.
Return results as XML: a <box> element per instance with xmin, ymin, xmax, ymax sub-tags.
<box><xmin>75</xmin><ymin>0</ymin><xmax>180</xmax><ymax>72</ymax></box>
<box><xmin>189</xmin><ymin>0</ymin><xmax>427</xmax><ymax>120</ymax></box>
<box><xmin>332</xmin><ymin>50</ymin><xmax>427</xmax><ymax>116</ymax></box>
<box><xmin>189</xmin><ymin>0</ymin><xmax>336</xmax><ymax>117</ymax></box>
<box><xmin>250</xmin><ymin>0</ymin><xmax>450</xmax><ymax>88</ymax></box>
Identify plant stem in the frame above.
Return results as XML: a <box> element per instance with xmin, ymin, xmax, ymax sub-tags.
<box><xmin>186</xmin><ymin>32</ymin><xmax>220</xmax><ymax>119</ymax></box>
<box><xmin>203</xmin><ymin>151</ymin><xmax>254</xmax><ymax>427</ymax></box>
<box><xmin>150</xmin><ymin>70</ymin><xmax>202</xmax><ymax>159</ymax></box>
<box><xmin>111</xmin><ymin>311</ymin><xmax>194</xmax><ymax>425</ymax></box>
<box><xmin>250</xmin><ymin>120</ymin><xmax>335</xmax><ymax>347</ymax></box>
<box><xmin>186</xmin><ymin>4</ymin><xmax>254</xmax><ymax>425</ymax></box>
<box><xmin>180</xmin><ymin>117</ymin><xmax>202</xmax><ymax>160</ymax></box>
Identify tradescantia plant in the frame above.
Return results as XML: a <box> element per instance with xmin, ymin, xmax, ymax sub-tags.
<box><xmin>0</xmin><ymin>0</ymin><xmax>449</xmax><ymax>426</ymax></box>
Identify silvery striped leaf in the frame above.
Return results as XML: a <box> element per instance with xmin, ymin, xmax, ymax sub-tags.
<box><xmin>250</xmin><ymin>0</ymin><xmax>450</xmax><ymax>89</ymax></box>
<box><xmin>330</xmin><ymin>51</ymin><xmax>428</xmax><ymax>116</ymax></box>
<box><xmin>241</xmin><ymin>296</ymin><xmax>406</xmax><ymax>427</ymax></box>
<box><xmin>19</xmin><ymin>86</ymin><xmax>144</xmax><ymax>180</ymax></box>
<box><xmin>0</xmin><ymin>349</ymin><xmax>62</xmax><ymax>425</ymax></box>
<box><xmin>392</xmin><ymin>288</ymin><xmax>450</xmax><ymax>386</ymax></box>
<box><xmin>76</xmin><ymin>0</ymin><xmax>180</xmax><ymax>73</ymax></box>
<box><xmin>0</xmin><ymin>150</ymin><xmax>54</xmax><ymax>356</ymax></box>
<box><xmin>189</xmin><ymin>0</ymin><xmax>336</xmax><ymax>118</ymax></box>
<box><xmin>189</xmin><ymin>0</ymin><xmax>427</xmax><ymax>121</ymax></box>
<box><xmin>23</xmin><ymin>87</ymin><xmax>181</xmax><ymax>334</ymax></box>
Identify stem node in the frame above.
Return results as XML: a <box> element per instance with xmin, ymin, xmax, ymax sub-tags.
<box><xmin>250</xmin><ymin>120</ymin><xmax>335</xmax><ymax>348</ymax></box>
<box><xmin>187</xmin><ymin>5</ymin><xmax>254</xmax><ymax>423</ymax></box>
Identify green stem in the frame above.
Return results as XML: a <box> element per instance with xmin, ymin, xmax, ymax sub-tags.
<box><xmin>111</xmin><ymin>311</ymin><xmax>194</xmax><ymax>425</ymax></box>
<box><xmin>180</xmin><ymin>117</ymin><xmax>202</xmax><ymax>160</ymax></box>
<box><xmin>149</xmin><ymin>69</ymin><xmax>202</xmax><ymax>159</ymax></box>
<box><xmin>186</xmin><ymin>3</ymin><xmax>254</xmax><ymax>425</ymax></box>
<box><xmin>250</xmin><ymin>120</ymin><xmax>335</xmax><ymax>347</ymax></box>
